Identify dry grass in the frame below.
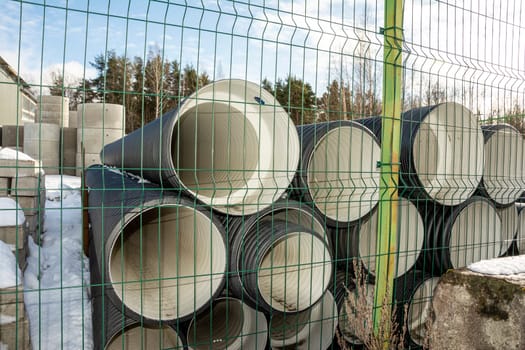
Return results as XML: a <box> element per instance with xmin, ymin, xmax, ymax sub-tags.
<box><xmin>337</xmin><ymin>259</ymin><xmax>407</xmax><ymax>350</ymax></box>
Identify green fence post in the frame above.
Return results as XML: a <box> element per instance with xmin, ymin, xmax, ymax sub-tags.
<box><xmin>374</xmin><ymin>0</ymin><xmax>404</xmax><ymax>346</ymax></box>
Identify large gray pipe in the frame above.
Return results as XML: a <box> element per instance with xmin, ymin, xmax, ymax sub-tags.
<box><xmin>85</xmin><ymin>165</ymin><xmax>227</xmax><ymax>323</ymax></box>
<box><xmin>334</xmin><ymin>197</ymin><xmax>425</xmax><ymax>279</ymax></box>
<box><xmin>356</xmin><ymin>102</ymin><xmax>484</xmax><ymax>206</ymax></box>
<box><xmin>517</xmin><ymin>205</ymin><xmax>525</xmax><ymax>254</ymax></box>
<box><xmin>421</xmin><ymin>196</ymin><xmax>501</xmax><ymax>274</ymax></box>
<box><xmin>479</xmin><ymin>124</ymin><xmax>524</xmax><ymax>206</ymax></box>
<box><xmin>269</xmin><ymin>290</ymin><xmax>337</xmax><ymax>350</ymax></box>
<box><xmin>186</xmin><ymin>297</ymin><xmax>268</xmax><ymax>350</ymax></box>
<box><xmin>101</xmin><ymin>79</ymin><xmax>300</xmax><ymax>215</ymax></box>
<box><xmin>90</xmin><ymin>242</ymin><xmax>183</xmax><ymax>350</ymax></box>
<box><xmin>229</xmin><ymin>219</ymin><xmax>332</xmax><ymax>314</ymax></box>
<box><xmin>293</xmin><ymin>121</ymin><xmax>381</xmax><ymax>226</ymax></box>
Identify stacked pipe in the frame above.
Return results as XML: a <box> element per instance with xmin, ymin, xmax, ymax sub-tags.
<box><xmin>86</xmin><ymin>79</ymin><xmax>341</xmax><ymax>349</ymax></box>
<box><xmin>76</xmin><ymin>103</ymin><xmax>125</xmax><ymax>176</ymax></box>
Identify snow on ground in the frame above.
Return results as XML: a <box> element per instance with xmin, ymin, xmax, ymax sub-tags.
<box><xmin>24</xmin><ymin>175</ymin><xmax>92</xmax><ymax>350</ymax></box>
<box><xmin>468</xmin><ymin>255</ymin><xmax>525</xmax><ymax>275</ymax></box>
<box><xmin>0</xmin><ymin>240</ymin><xmax>21</xmax><ymax>288</ymax></box>
<box><xmin>0</xmin><ymin>147</ymin><xmax>35</xmax><ymax>161</ymax></box>
<box><xmin>0</xmin><ymin>197</ymin><xmax>25</xmax><ymax>227</ymax></box>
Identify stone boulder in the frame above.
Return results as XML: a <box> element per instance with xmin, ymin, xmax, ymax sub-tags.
<box><xmin>430</xmin><ymin>265</ymin><xmax>525</xmax><ymax>349</ymax></box>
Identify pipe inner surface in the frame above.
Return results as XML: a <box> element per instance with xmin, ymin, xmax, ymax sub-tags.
<box><xmin>358</xmin><ymin>198</ymin><xmax>424</xmax><ymax>278</ymax></box>
<box><xmin>307</xmin><ymin>126</ymin><xmax>380</xmax><ymax>222</ymax></box>
<box><xmin>106</xmin><ymin>325</ymin><xmax>181</xmax><ymax>350</ymax></box>
<box><xmin>187</xmin><ymin>298</ymin><xmax>245</xmax><ymax>350</ymax></box>
<box><xmin>449</xmin><ymin>200</ymin><xmax>501</xmax><ymax>268</ymax></box>
<box><xmin>109</xmin><ymin>206</ymin><xmax>226</xmax><ymax>321</ymax></box>
<box><xmin>484</xmin><ymin>127</ymin><xmax>524</xmax><ymax>205</ymax></box>
<box><xmin>407</xmin><ymin>277</ymin><xmax>440</xmax><ymax>346</ymax></box>
<box><xmin>173</xmin><ymin>102</ymin><xmax>259</xmax><ymax>202</ymax></box>
<box><xmin>257</xmin><ymin>232</ymin><xmax>331</xmax><ymax>312</ymax></box>
<box><xmin>412</xmin><ymin>103</ymin><xmax>483</xmax><ymax>205</ymax></box>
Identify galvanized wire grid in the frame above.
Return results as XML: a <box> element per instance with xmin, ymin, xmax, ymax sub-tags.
<box><xmin>0</xmin><ymin>0</ymin><xmax>524</xmax><ymax>349</ymax></box>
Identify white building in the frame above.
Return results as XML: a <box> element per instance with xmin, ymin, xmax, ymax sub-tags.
<box><xmin>0</xmin><ymin>56</ymin><xmax>36</xmax><ymax>125</ymax></box>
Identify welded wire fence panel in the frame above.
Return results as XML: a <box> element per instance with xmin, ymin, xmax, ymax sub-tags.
<box><xmin>0</xmin><ymin>0</ymin><xmax>523</xmax><ymax>349</ymax></box>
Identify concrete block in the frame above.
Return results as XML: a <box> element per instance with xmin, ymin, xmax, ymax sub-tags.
<box><xmin>14</xmin><ymin>195</ymin><xmax>40</xmax><ymax>216</ymax></box>
<box><xmin>0</xmin><ymin>312</ymin><xmax>31</xmax><ymax>349</ymax></box>
<box><xmin>430</xmin><ymin>265</ymin><xmax>525</xmax><ymax>349</ymax></box>
<box><xmin>38</xmin><ymin>95</ymin><xmax>69</xmax><ymax>105</ymax></box>
<box><xmin>0</xmin><ymin>224</ymin><xmax>26</xmax><ymax>247</ymax></box>
<box><xmin>0</xmin><ymin>286</ymin><xmax>24</xmax><ymax>306</ymax></box>
<box><xmin>76</xmin><ymin>127</ymin><xmax>122</xmax><ymax>154</ymax></box>
<box><xmin>69</xmin><ymin>110</ymin><xmax>77</xmax><ymax>128</ymax></box>
<box><xmin>0</xmin><ymin>177</ymin><xmax>9</xmax><ymax>195</ymax></box>
<box><xmin>10</xmin><ymin>175</ymin><xmax>43</xmax><ymax>197</ymax></box>
<box><xmin>77</xmin><ymin>103</ymin><xmax>125</xmax><ymax>129</ymax></box>
<box><xmin>1</xmin><ymin>125</ymin><xmax>24</xmax><ymax>148</ymax></box>
<box><xmin>61</xmin><ymin>127</ymin><xmax>77</xmax><ymax>176</ymax></box>
<box><xmin>0</xmin><ymin>158</ymin><xmax>40</xmax><ymax>178</ymax></box>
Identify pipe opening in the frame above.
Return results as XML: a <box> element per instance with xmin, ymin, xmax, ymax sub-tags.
<box><xmin>413</xmin><ymin>103</ymin><xmax>483</xmax><ymax>205</ymax></box>
<box><xmin>517</xmin><ymin>209</ymin><xmax>525</xmax><ymax>253</ymax></box>
<box><xmin>109</xmin><ymin>206</ymin><xmax>226</xmax><ymax>321</ymax></box>
<box><xmin>270</xmin><ymin>309</ymin><xmax>310</xmax><ymax>341</ymax></box>
<box><xmin>449</xmin><ymin>200</ymin><xmax>501</xmax><ymax>268</ymax></box>
<box><xmin>106</xmin><ymin>325</ymin><xmax>181</xmax><ymax>350</ymax></box>
<box><xmin>262</xmin><ymin>207</ymin><xmax>327</xmax><ymax>246</ymax></box>
<box><xmin>407</xmin><ymin>277</ymin><xmax>440</xmax><ymax>346</ymax></box>
<box><xmin>484</xmin><ymin>126</ymin><xmax>524</xmax><ymax>205</ymax></box>
<box><xmin>187</xmin><ymin>298</ymin><xmax>245</xmax><ymax>350</ymax></box>
<box><xmin>173</xmin><ymin>102</ymin><xmax>259</xmax><ymax>200</ymax></box>
<box><xmin>307</xmin><ymin>126</ymin><xmax>380</xmax><ymax>222</ymax></box>
<box><xmin>258</xmin><ymin>232</ymin><xmax>331</xmax><ymax>312</ymax></box>
<box><xmin>358</xmin><ymin>198</ymin><xmax>424</xmax><ymax>278</ymax></box>
<box><xmin>497</xmin><ymin>205</ymin><xmax>519</xmax><ymax>255</ymax></box>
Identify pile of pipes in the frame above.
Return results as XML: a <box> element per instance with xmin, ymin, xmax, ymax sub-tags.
<box><xmin>84</xmin><ymin>79</ymin><xmax>525</xmax><ymax>349</ymax></box>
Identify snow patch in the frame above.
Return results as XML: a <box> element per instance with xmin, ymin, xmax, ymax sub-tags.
<box><xmin>0</xmin><ymin>148</ymin><xmax>35</xmax><ymax>161</ymax></box>
<box><xmin>0</xmin><ymin>240</ymin><xmax>21</xmax><ymax>288</ymax></box>
<box><xmin>24</xmin><ymin>175</ymin><xmax>92</xmax><ymax>350</ymax></box>
<box><xmin>0</xmin><ymin>198</ymin><xmax>25</xmax><ymax>227</ymax></box>
<box><xmin>0</xmin><ymin>341</ymin><xmax>8</xmax><ymax>350</ymax></box>
<box><xmin>468</xmin><ymin>255</ymin><xmax>525</xmax><ymax>275</ymax></box>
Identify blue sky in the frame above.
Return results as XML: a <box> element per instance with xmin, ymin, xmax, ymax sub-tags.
<box><xmin>1</xmin><ymin>0</ymin><xmax>524</xmax><ymax>116</ymax></box>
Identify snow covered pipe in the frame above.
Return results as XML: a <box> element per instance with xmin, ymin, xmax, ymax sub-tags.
<box><xmin>101</xmin><ymin>79</ymin><xmax>300</xmax><ymax>215</ymax></box>
<box><xmin>229</xmin><ymin>219</ymin><xmax>332</xmax><ymax>314</ymax></box>
<box><xmin>90</xmin><ymin>242</ymin><xmax>184</xmax><ymax>350</ymax></box>
<box><xmin>394</xmin><ymin>271</ymin><xmax>440</xmax><ymax>349</ymax></box>
<box><xmin>269</xmin><ymin>290</ymin><xmax>338</xmax><ymax>350</ymax></box>
<box><xmin>186</xmin><ymin>297</ymin><xmax>268</xmax><ymax>350</ymax></box>
<box><xmin>334</xmin><ymin>197</ymin><xmax>425</xmax><ymax>279</ymax></box>
<box><xmin>85</xmin><ymin>165</ymin><xmax>227</xmax><ymax>323</ymax></box>
<box><xmin>356</xmin><ymin>102</ymin><xmax>484</xmax><ymax>206</ymax></box>
<box><xmin>420</xmin><ymin>196</ymin><xmax>502</xmax><ymax>274</ymax></box>
<box><xmin>478</xmin><ymin>124</ymin><xmax>525</xmax><ymax>206</ymax></box>
<box><xmin>293</xmin><ymin>120</ymin><xmax>381</xmax><ymax>226</ymax></box>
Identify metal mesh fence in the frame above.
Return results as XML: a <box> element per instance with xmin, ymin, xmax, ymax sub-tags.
<box><xmin>0</xmin><ymin>0</ymin><xmax>524</xmax><ymax>349</ymax></box>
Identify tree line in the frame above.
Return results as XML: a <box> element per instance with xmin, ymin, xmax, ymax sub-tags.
<box><xmin>50</xmin><ymin>50</ymin><xmax>523</xmax><ymax>134</ymax></box>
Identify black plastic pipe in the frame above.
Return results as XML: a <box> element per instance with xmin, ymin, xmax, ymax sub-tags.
<box><xmin>477</xmin><ymin>124</ymin><xmax>524</xmax><ymax>206</ymax></box>
<box><xmin>292</xmin><ymin>120</ymin><xmax>381</xmax><ymax>226</ymax></box>
<box><xmin>419</xmin><ymin>196</ymin><xmax>501</xmax><ymax>274</ymax></box>
<box><xmin>229</xmin><ymin>219</ymin><xmax>332</xmax><ymax>314</ymax></box>
<box><xmin>101</xmin><ymin>79</ymin><xmax>300</xmax><ymax>215</ymax></box>
<box><xmin>355</xmin><ymin>102</ymin><xmax>484</xmax><ymax>206</ymax></box>
<box><xmin>86</xmin><ymin>164</ymin><xmax>227</xmax><ymax>324</ymax></box>
<box><xmin>90</xmin><ymin>242</ymin><xmax>185</xmax><ymax>350</ymax></box>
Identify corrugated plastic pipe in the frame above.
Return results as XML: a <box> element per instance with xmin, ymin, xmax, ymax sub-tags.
<box><xmin>293</xmin><ymin>121</ymin><xmax>381</xmax><ymax>226</ymax></box>
<box><xmin>229</xmin><ymin>219</ymin><xmax>332</xmax><ymax>314</ymax></box>
<box><xmin>356</xmin><ymin>102</ymin><xmax>484</xmax><ymax>206</ymax></box>
<box><xmin>90</xmin><ymin>241</ymin><xmax>184</xmax><ymax>350</ymax></box>
<box><xmin>497</xmin><ymin>205</ymin><xmax>519</xmax><ymax>256</ymax></box>
<box><xmin>478</xmin><ymin>124</ymin><xmax>524</xmax><ymax>206</ymax></box>
<box><xmin>269</xmin><ymin>290</ymin><xmax>338</xmax><ymax>350</ymax></box>
<box><xmin>101</xmin><ymin>79</ymin><xmax>300</xmax><ymax>215</ymax></box>
<box><xmin>85</xmin><ymin>165</ymin><xmax>227</xmax><ymax>323</ymax></box>
<box><xmin>422</xmin><ymin>196</ymin><xmax>502</xmax><ymax>274</ymax></box>
<box><xmin>334</xmin><ymin>197</ymin><xmax>425</xmax><ymax>279</ymax></box>
<box><xmin>517</xmin><ymin>205</ymin><xmax>525</xmax><ymax>253</ymax></box>
<box><xmin>186</xmin><ymin>297</ymin><xmax>268</xmax><ymax>350</ymax></box>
